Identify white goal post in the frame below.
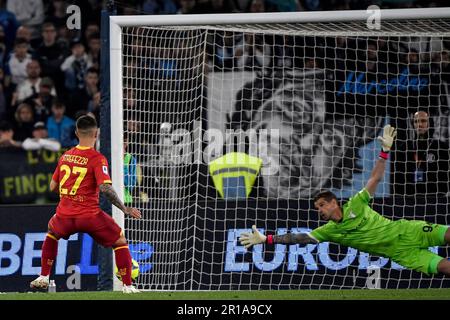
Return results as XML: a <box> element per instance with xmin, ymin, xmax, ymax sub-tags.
<box><xmin>110</xmin><ymin>8</ymin><xmax>450</xmax><ymax>291</ymax></box>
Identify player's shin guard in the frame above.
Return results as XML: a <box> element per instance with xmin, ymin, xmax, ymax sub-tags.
<box><xmin>114</xmin><ymin>245</ymin><xmax>132</xmax><ymax>286</ymax></box>
<box><xmin>41</xmin><ymin>233</ymin><xmax>59</xmax><ymax>276</ymax></box>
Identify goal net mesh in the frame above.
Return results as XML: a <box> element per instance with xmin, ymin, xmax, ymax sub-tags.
<box><xmin>119</xmin><ymin>17</ymin><xmax>450</xmax><ymax>290</ymax></box>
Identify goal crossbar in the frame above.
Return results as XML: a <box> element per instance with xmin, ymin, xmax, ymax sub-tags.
<box><xmin>110</xmin><ymin>8</ymin><xmax>450</xmax><ymax>26</ymax></box>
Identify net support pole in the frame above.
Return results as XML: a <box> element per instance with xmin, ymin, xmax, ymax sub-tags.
<box><xmin>97</xmin><ymin>3</ymin><xmax>117</xmax><ymax>291</ymax></box>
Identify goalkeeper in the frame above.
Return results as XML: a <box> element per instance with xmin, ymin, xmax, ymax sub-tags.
<box><xmin>240</xmin><ymin>125</ymin><xmax>450</xmax><ymax>276</ymax></box>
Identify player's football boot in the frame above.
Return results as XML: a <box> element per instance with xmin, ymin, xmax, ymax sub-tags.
<box><xmin>122</xmin><ymin>285</ymin><xmax>141</xmax><ymax>293</ymax></box>
<box><xmin>30</xmin><ymin>275</ymin><xmax>50</xmax><ymax>290</ymax></box>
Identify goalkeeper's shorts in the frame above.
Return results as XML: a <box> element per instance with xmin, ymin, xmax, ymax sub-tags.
<box><xmin>391</xmin><ymin>221</ymin><xmax>447</xmax><ymax>275</ymax></box>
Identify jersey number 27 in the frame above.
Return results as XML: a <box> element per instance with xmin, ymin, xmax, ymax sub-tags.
<box><xmin>59</xmin><ymin>165</ymin><xmax>87</xmax><ymax>195</ymax></box>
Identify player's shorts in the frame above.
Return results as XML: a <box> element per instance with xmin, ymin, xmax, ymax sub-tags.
<box><xmin>48</xmin><ymin>211</ymin><xmax>122</xmax><ymax>248</ymax></box>
<box><xmin>391</xmin><ymin>221</ymin><xmax>448</xmax><ymax>275</ymax></box>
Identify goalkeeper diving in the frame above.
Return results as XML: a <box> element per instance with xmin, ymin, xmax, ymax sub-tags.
<box><xmin>240</xmin><ymin>125</ymin><xmax>450</xmax><ymax>276</ymax></box>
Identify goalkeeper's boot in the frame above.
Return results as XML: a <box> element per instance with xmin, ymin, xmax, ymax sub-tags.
<box><xmin>30</xmin><ymin>275</ymin><xmax>49</xmax><ymax>290</ymax></box>
<box><xmin>122</xmin><ymin>285</ymin><xmax>140</xmax><ymax>294</ymax></box>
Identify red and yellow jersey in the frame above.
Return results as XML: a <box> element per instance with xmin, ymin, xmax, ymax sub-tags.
<box><xmin>52</xmin><ymin>145</ymin><xmax>112</xmax><ymax>218</ymax></box>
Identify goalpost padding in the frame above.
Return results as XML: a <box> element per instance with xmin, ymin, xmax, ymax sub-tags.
<box><xmin>110</xmin><ymin>9</ymin><xmax>450</xmax><ymax>290</ymax></box>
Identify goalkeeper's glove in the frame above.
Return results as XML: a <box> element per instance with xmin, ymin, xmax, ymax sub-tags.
<box><xmin>239</xmin><ymin>225</ymin><xmax>267</xmax><ymax>249</ymax></box>
<box><xmin>377</xmin><ymin>124</ymin><xmax>397</xmax><ymax>153</ymax></box>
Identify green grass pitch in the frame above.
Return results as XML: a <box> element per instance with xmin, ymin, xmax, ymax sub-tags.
<box><xmin>1</xmin><ymin>289</ymin><xmax>450</xmax><ymax>300</ymax></box>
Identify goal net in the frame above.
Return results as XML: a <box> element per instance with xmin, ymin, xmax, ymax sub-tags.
<box><xmin>110</xmin><ymin>9</ymin><xmax>450</xmax><ymax>290</ymax></box>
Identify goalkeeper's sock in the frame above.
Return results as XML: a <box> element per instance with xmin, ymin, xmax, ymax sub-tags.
<box><xmin>114</xmin><ymin>245</ymin><xmax>132</xmax><ymax>286</ymax></box>
<box><xmin>41</xmin><ymin>233</ymin><xmax>59</xmax><ymax>276</ymax></box>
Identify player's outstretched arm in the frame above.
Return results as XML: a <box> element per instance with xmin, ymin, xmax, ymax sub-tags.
<box><xmin>99</xmin><ymin>183</ymin><xmax>142</xmax><ymax>219</ymax></box>
<box><xmin>240</xmin><ymin>225</ymin><xmax>318</xmax><ymax>249</ymax></box>
<box><xmin>365</xmin><ymin>124</ymin><xmax>397</xmax><ymax>196</ymax></box>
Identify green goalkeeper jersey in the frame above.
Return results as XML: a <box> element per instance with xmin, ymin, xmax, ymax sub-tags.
<box><xmin>310</xmin><ymin>188</ymin><xmax>408</xmax><ymax>258</ymax></box>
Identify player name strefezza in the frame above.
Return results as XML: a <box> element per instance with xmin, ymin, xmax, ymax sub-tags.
<box><xmin>62</xmin><ymin>155</ymin><xmax>89</xmax><ymax>166</ymax></box>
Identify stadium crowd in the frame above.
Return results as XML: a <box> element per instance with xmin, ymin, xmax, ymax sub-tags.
<box><xmin>0</xmin><ymin>0</ymin><xmax>449</xmax><ymax>205</ymax></box>
<box><xmin>0</xmin><ymin>0</ymin><xmax>447</xmax><ymax>147</ymax></box>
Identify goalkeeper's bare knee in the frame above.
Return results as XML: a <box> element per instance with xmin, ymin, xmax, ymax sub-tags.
<box><xmin>437</xmin><ymin>259</ymin><xmax>450</xmax><ymax>276</ymax></box>
<box><xmin>444</xmin><ymin>228</ymin><xmax>450</xmax><ymax>245</ymax></box>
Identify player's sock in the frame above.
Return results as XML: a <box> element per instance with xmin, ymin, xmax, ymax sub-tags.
<box><xmin>41</xmin><ymin>233</ymin><xmax>59</xmax><ymax>276</ymax></box>
<box><xmin>114</xmin><ymin>245</ymin><xmax>132</xmax><ymax>286</ymax></box>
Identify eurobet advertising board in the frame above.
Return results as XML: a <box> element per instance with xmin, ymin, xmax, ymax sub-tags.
<box><xmin>1</xmin><ymin>199</ymin><xmax>450</xmax><ymax>292</ymax></box>
<box><xmin>191</xmin><ymin>198</ymin><xmax>450</xmax><ymax>290</ymax></box>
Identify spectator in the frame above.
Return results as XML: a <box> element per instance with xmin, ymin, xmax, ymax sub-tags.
<box><xmin>192</xmin><ymin>0</ymin><xmax>234</xmax><ymax>13</ymax></box>
<box><xmin>123</xmin><ymin>88</ymin><xmax>137</xmax><ymax>110</ymax></box>
<box><xmin>80</xmin><ymin>0</ymin><xmax>102</xmax><ymax>26</ymax></box>
<box><xmin>0</xmin><ymin>25</ymin><xmax>7</xmax><ymax>68</ymax></box>
<box><xmin>25</xmin><ymin>76</ymin><xmax>56</xmax><ymax>123</ymax></box>
<box><xmin>212</xmin><ymin>31</ymin><xmax>237</xmax><ymax>70</ymax></box>
<box><xmin>265</xmin><ymin>0</ymin><xmax>303</xmax><ymax>11</ymax></box>
<box><xmin>13</xmin><ymin>102</ymin><xmax>34</xmax><ymax>141</ymax></box>
<box><xmin>0</xmin><ymin>67</ymin><xmax>7</xmax><ymax>120</ymax></box>
<box><xmin>248</xmin><ymin>0</ymin><xmax>265</xmax><ymax>12</ymax></box>
<box><xmin>141</xmin><ymin>0</ymin><xmax>178</xmax><ymax>14</ymax></box>
<box><xmin>82</xmin><ymin>67</ymin><xmax>99</xmax><ymax>107</ymax></box>
<box><xmin>0</xmin><ymin>119</ymin><xmax>21</xmax><ymax>148</ymax></box>
<box><xmin>301</xmin><ymin>0</ymin><xmax>324</xmax><ymax>10</ymax></box>
<box><xmin>82</xmin><ymin>22</ymin><xmax>100</xmax><ymax>46</ymax></box>
<box><xmin>7</xmin><ymin>0</ymin><xmax>45</xmax><ymax>42</ymax></box>
<box><xmin>121</xmin><ymin>6</ymin><xmax>139</xmax><ymax>15</ymax></box>
<box><xmin>0</xmin><ymin>0</ymin><xmax>19</xmax><ymax>52</ymax></box>
<box><xmin>177</xmin><ymin>0</ymin><xmax>197</xmax><ymax>14</ymax></box>
<box><xmin>87</xmin><ymin>91</ymin><xmax>100</xmax><ymax>123</ymax></box>
<box><xmin>22</xmin><ymin>120</ymin><xmax>61</xmax><ymax>151</ymax></box>
<box><xmin>86</xmin><ymin>33</ymin><xmax>100</xmax><ymax>70</ymax></box>
<box><xmin>55</xmin><ymin>23</ymin><xmax>76</xmax><ymax>50</ymax></box>
<box><xmin>432</xmin><ymin>50</ymin><xmax>450</xmax><ymax>84</ymax></box>
<box><xmin>15</xmin><ymin>59</ymin><xmax>56</xmax><ymax>103</ymax></box>
<box><xmin>125</xmin><ymin>114</ymin><xmax>149</xmax><ymax>163</ymax></box>
<box><xmin>61</xmin><ymin>37</ymin><xmax>92</xmax><ymax>92</ymax></box>
<box><xmin>36</xmin><ymin>21</ymin><xmax>69</xmax><ymax>97</ymax></box>
<box><xmin>232</xmin><ymin>0</ymin><xmax>251</xmax><ymax>12</ymax></box>
<box><xmin>15</xmin><ymin>25</ymin><xmax>37</xmax><ymax>50</ymax></box>
<box><xmin>5</xmin><ymin>37</ymin><xmax>32</xmax><ymax>87</ymax></box>
<box><xmin>67</xmin><ymin>66</ymin><xmax>99</xmax><ymax>118</ymax></box>
<box><xmin>393</xmin><ymin>111</ymin><xmax>450</xmax><ymax>196</ymax></box>
<box><xmin>46</xmin><ymin>100</ymin><xmax>77</xmax><ymax>148</ymax></box>
<box><xmin>45</xmin><ymin>0</ymin><xmax>70</xmax><ymax>30</ymax></box>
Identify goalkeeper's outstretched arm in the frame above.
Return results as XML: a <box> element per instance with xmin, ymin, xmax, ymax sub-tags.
<box><xmin>365</xmin><ymin>124</ymin><xmax>397</xmax><ymax>196</ymax></box>
<box><xmin>240</xmin><ymin>225</ymin><xmax>318</xmax><ymax>249</ymax></box>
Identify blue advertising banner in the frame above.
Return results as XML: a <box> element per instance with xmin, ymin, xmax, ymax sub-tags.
<box><xmin>192</xmin><ymin>197</ymin><xmax>450</xmax><ymax>290</ymax></box>
<box><xmin>0</xmin><ymin>205</ymin><xmax>153</xmax><ymax>292</ymax></box>
<box><xmin>0</xmin><ymin>205</ymin><xmax>98</xmax><ymax>292</ymax></box>
<box><xmin>1</xmin><ymin>198</ymin><xmax>449</xmax><ymax>291</ymax></box>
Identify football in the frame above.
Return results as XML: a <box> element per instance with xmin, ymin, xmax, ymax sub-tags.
<box><xmin>115</xmin><ymin>259</ymin><xmax>140</xmax><ymax>282</ymax></box>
